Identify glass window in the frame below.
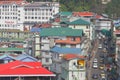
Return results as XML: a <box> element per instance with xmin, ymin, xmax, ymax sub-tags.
<box><xmin>46</xmin><ymin>58</ymin><xmax>49</xmax><ymax>62</ymax></box>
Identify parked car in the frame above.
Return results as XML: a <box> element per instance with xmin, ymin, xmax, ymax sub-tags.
<box><xmin>100</xmin><ymin>58</ymin><xmax>104</xmax><ymax>64</ymax></box>
<box><xmin>98</xmin><ymin>44</ymin><xmax>102</xmax><ymax>48</ymax></box>
<box><xmin>99</xmin><ymin>65</ymin><xmax>104</xmax><ymax>70</ymax></box>
<box><xmin>93</xmin><ymin>62</ymin><xmax>98</xmax><ymax>68</ymax></box>
<box><xmin>100</xmin><ymin>72</ymin><xmax>106</xmax><ymax>79</ymax></box>
<box><xmin>93</xmin><ymin>58</ymin><xmax>98</xmax><ymax>63</ymax></box>
<box><xmin>99</xmin><ymin>54</ymin><xmax>104</xmax><ymax>58</ymax></box>
<box><xmin>100</xmin><ymin>78</ymin><xmax>107</xmax><ymax>80</ymax></box>
<box><xmin>92</xmin><ymin>73</ymin><xmax>99</xmax><ymax>79</ymax></box>
<box><xmin>102</xmin><ymin>48</ymin><xmax>107</xmax><ymax>53</ymax></box>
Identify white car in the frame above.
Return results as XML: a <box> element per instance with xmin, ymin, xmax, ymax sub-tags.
<box><xmin>93</xmin><ymin>58</ymin><xmax>98</xmax><ymax>63</ymax></box>
<box><xmin>93</xmin><ymin>63</ymin><xmax>98</xmax><ymax>68</ymax></box>
<box><xmin>98</xmin><ymin>44</ymin><xmax>102</xmax><ymax>48</ymax></box>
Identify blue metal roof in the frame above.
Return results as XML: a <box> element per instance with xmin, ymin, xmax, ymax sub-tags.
<box><xmin>50</xmin><ymin>46</ymin><xmax>81</xmax><ymax>54</ymax></box>
<box><xmin>30</xmin><ymin>27</ymin><xmax>42</xmax><ymax>32</ymax></box>
<box><xmin>16</xmin><ymin>53</ymin><xmax>38</xmax><ymax>62</ymax></box>
<box><xmin>0</xmin><ymin>54</ymin><xmax>16</xmax><ymax>60</ymax></box>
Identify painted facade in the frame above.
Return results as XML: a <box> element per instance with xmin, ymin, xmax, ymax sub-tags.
<box><xmin>61</xmin><ymin>54</ymin><xmax>86</xmax><ymax>80</ymax></box>
<box><xmin>60</xmin><ymin>18</ymin><xmax>95</xmax><ymax>40</ymax></box>
<box><xmin>95</xmin><ymin>18</ymin><xmax>112</xmax><ymax>31</ymax></box>
<box><xmin>0</xmin><ymin>0</ymin><xmax>59</xmax><ymax>31</ymax></box>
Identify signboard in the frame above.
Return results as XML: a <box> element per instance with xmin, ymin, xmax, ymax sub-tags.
<box><xmin>5</xmin><ymin>21</ymin><xmax>15</xmax><ymax>24</ymax></box>
<box><xmin>77</xmin><ymin>60</ymin><xmax>85</xmax><ymax>67</ymax></box>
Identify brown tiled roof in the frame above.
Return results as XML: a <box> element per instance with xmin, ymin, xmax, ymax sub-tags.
<box><xmin>62</xmin><ymin>54</ymin><xmax>85</xmax><ymax>60</ymax></box>
<box><xmin>33</xmin><ymin>23</ymin><xmax>52</xmax><ymax>28</ymax></box>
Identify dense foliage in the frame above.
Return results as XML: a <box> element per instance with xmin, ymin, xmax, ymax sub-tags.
<box><xmin>105</xmin><ymin>0</ymin><xmax>120</xmax><ymax>19</ymax></box>
<box><xmin>26</xmin><ymin>0</ymin><xmax>120</xmax><ymax>19</ymax></box>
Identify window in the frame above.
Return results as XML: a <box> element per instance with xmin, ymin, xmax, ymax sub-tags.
<box><xmin>25</xmin><ymin>17</ymin><xmax>27</xmax><ymax>19</ymax></box>
<box><xmin>46</xmin><ymin>17</ymin><xmax>48</xmax><ymax>19</ymax></box>
<box><xmin>71</xmin><ymin>37</ymin><xmax>76</xmax><ymax>41</ymax></box>
<box><xmin>45</xmin><ymin>52</ymin><xmax>49</xmax><ymax>55</ymax></box>
<box><xmin>61</xmin><ymin>44</ymin><xmax>66</xmax><ymax>47</ymax></box>
<box><xmin>46</xmin><ymin>58</ymin><xmax>49</xmax><ymax>62</ymax></box>
<box><xmin>32</xmin><ymin>9</ymin><xmax>34</xmax><ymax>11</ymax></box>
<box><xmin>25</xmin><ymin>9</ymin><xmax>27</xmax><ymax>11</ymax></box>
<box><xmin>31</xmin><ymin>17</ymin><xmax>34</xmax><ymax>19</ymax></box>
<box><xmin>86</xmin><ymin>26</ymin><xmax>89</xmax><ymax>29</ymax></box>
<box><xmin>71</xmin><ymin>44</ymin><xmax>76</xmax><ymax>48</ymax></box>
<box><xmin>35</xmin><ymin>17</ymin><xmax>37</xmax><ymax>19</ymax></box>
<box><xmin>42</xmin><ymin>17</ymin><xmax>44</xmax><ymax>19</ymax></box>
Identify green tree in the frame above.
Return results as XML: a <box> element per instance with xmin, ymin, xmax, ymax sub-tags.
<box><xmin>105</xmin><ymin>0</ymin><xmax>120</xmax><ymax>19</ymax></box>
<box><xmin>60</xmin><ymin>4</ymin><xmax>68</xmax><ymax>11</ymax></box>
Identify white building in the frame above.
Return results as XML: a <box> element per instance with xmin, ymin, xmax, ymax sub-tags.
<box><xmin>61</xmin><ymin>54</ymin><xmax>86</xmax><ymax>80</ymax></box>
<box><xmin>0</xmin><ymin>0</ymin><xmax>59</xmax><ymax>31</ymax></box>
<box><xmin>95</xmin><ymin>18</ymin><xmax>112</xmax><ymax>31</ymax></box>
<box><xmin>68</xmin><ymin>18</ymin><xmax>95</xmax><ymax>40</ymax></box>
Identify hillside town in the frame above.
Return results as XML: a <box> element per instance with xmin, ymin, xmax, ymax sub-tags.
<box><xmin>0</xmin><ymin>0</ymin><xmax>120</xmax><ymax>80</ymax></box>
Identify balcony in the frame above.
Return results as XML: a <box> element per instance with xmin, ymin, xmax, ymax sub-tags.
<box><xmin>55</xmin><ymin>40</ymin><xmax>80</xmax><ymax>44</ymax></box>
<box><xmin>41</xmin><ymin>40</ymin><xmax>50</xmax><ymax>43</ymax></box>
<box><xmin>52</xmin><ymin>58</ymin><xmax>62</xmax><ymax>63</ymax></box>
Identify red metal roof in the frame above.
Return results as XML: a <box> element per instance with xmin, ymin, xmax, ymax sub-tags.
<box><xmin>0</xmin><ymin>61</ymin><xmax>55</xmax><ymax>77</ymax></box>
<box><xmin>95</xmin><ymin>15</ymin><xmax>103</xmax><ymax>19</ymax></box>
<box><xmin>0</xmin><ymin>0</ymin><xmax>28</xmax><ymax>5</ymax></box>
<box><xmin>73</xmin><ymin>12</ymin><xmax>94</xmax><ymax>17</ymax></box>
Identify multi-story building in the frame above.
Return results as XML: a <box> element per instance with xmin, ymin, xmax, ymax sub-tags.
<box><xmin>61</xmin><ymin>54</ymin><xmax>86</xmax><ymax>80</ymax></box>
<box><xmin>50</xmin><ymin>47</ymin><xmax>82</xmax><ymax>80</ymax></box>
<box><xmin>0</xmin><ymin>0</ymin><xmax>59</xmax><ymax>31</ymax></box>
<box><xmin>95</xmin><ymin>18</ymin><xmax>112</xmax><ymax>31</ymax></box>
<box><xmin>28</xmin><ymin>27</ymin><xmax>91</xmax><ymax>70</ymax></box>
<box><xmin>0</xmin><ymin>29</ymin><xmax>32</xmax><ymax>41</ymax></box>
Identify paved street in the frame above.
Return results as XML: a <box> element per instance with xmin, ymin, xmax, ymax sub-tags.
<box><xmin>87</xmin><ymin>39</ymin><xmax>99</xmax><ymax>80</ymax></box>
<box><xmin>87</xmin><ymin>38</ymin><xmax>108</xmax><ymax>80</ymax></box>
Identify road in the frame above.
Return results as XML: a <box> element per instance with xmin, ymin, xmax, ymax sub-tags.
<box><xmin>87</xmin><ymin>38</ymin><xmax>108</xmax><ymax>80</ymax></box>
<box><xmin>86</xmin><ymin>39</ymin><xmax>99</xmax><ymax>80</ymax></box>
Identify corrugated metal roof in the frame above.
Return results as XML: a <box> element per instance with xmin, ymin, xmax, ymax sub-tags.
<box><xmin>68</xmin><ymin>18</ymin><xmax>90</xmax><ymax>25</ymax></box>
<box><xmin>40</xmin><ymin>27</ymin><xmax>83</xmax><ymax>37</ymax></box>
<box><xmin>59</xmin><ymin>12</ymin><xmax>72</xmax><ymax>16</ymax></box>
<box><xmin>30</xmin><ymin>27</ymin><xmax>42</xmax><ymax>32</ymax></box>
<box><xmin>0</xmin><ymin>54</ymin><xmax>16</xmax><ymax>60</ymax></box>
<box><xmin>0</xmin><ymin>48</ymin><xmax>24</xmax><ymax>51</ymax></box>
<box><xmin>0</xmin><ymin>60</ymin><xmax>55</xmax><ymax>77</ymax></box>
<box><xmin>50</xmin><ymin>46</ymin><xmax>81</xmax><ymax>54</ymax></box>
<box><xmin>16</xmin><ymin>53</ymin><xmax>38</xmax><ymax>62</ymax></box>
<box><xmin>62</xmin><ymin>54</ymin><xmax>85</xmax><ymax>60</ymax></box>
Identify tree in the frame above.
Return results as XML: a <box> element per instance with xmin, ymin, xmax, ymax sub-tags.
<box><xmin>105</xmin><ymin>0</ymin><xmax>120</xmax><ymax>19</ymax></box>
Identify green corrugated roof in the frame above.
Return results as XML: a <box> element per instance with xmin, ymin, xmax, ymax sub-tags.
<box><xmin>61</xmin><ymin>18</ymin><xmax>69</xmax><ymax>22</ymax></box>
<box><xmin>0</xmin><ymin>48</ymin><xmax>24</xmax><ymax>51</ymax></box>
<box><xmin>101</xmin><ymin>29</ymin><xmax>111</xmax><ymax>37</ymax></box>
<box><xmin>40</xmin><ymin>27</ymin><xmax>83</xmax><ymax>37</ymax></box>
<box><xmin>68</xmin><ymin>19</ymin><xmax>90</xmax><ymax>25</ymax></box>
<box><xmin>60</xmin><ymin>12</ymin><xmax>72</xmax><ymax>16</ymax></box>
